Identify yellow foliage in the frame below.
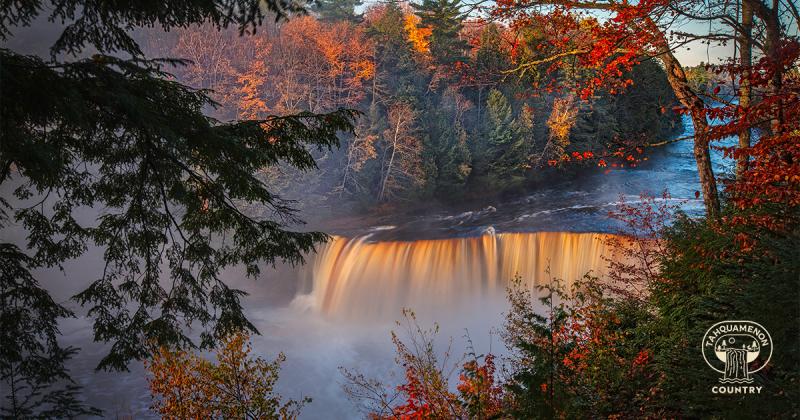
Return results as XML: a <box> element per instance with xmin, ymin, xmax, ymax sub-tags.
<box><xmin>404</xmin><ymin>14</ymin><xmax>432</xmax><ymax>54</ymax></box>
<box><xmin>547</xmin><ymin>95</ymin><xmax>579</xmax><ymax>145</ymax></box>
<box><xmin>237</xmin><ymin>58</ymin><xmax>269</xmax><ymax>119</ymax></box>
<box><xmin>146</xmin><ymin>333</ymin><xmax>307</xmax><ymax>419</ymax></box>
<box><xmin>354</xmin><ymin>59</ymin><xmax>376</xmax><ymax>81</ymax></box>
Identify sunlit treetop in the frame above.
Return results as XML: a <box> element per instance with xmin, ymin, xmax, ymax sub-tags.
<box><xmin>494</xmin><ymin>0</ymin><xmax>672</xmax><ymax>99</ymax></box>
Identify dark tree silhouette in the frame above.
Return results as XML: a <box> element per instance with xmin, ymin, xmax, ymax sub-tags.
<box><xmin>0</xmin><ymin>1</ymin><xmax>355</xmax><ymax>416</ymax></box>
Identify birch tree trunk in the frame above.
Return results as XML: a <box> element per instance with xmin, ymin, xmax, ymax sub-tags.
<box><xmin>655</xmin><ymin>37</ymin><xmax>721</xmax><ymax>219</ymax></box>
<box><xmin>737</xmin><ymin>0</ymin><xmax>754</xmax><ymax>179</ymax></box>
<box><xmin>379</xmin><ymin>115</ymin><xmax>403</xmax><ymax>202</ymax></box>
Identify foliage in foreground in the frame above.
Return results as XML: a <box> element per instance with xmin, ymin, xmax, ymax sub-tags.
<box><xmin>503</xmin><ymin>192</ymin><xmax>798</xmax><ymax>418</ymax></box>
<box><xmin>146</xmin><ymin>332</ymin><xmax>307</xmax><ymax>419</ymax></box>
<box><xmin>341</xmin><ymin>309</ymin><xmax>504</xmax><ymax>419</ymax></box>
<box><xmin>0</xmin><ymin>245</ymin><xmax>101</xmax><ymax>418</ymax></box>
<box><xmin>340</xmin><ymin>190</ymin><xmax>798</xmax><ymax>418</ymax></box>
<box><xmin>1</xmin><ymin>0</ymin><xmax>355</xmax><ymax>417</ymax></box>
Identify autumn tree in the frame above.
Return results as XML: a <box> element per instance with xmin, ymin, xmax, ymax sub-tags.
<box><xmin>631</xmin><ymin>22</ymin><xmax>799</xmax><ymax>412</ymax></box>
<box><xmin>404</xmin><ymin>12</ymin><xmax>434</xmax><ymax>57</ymax></box>
<box><xmin>235</xmin><ymin>37</ymin><xmax>272</xmax><ymax>119</ymax></box>
<box><xmin>378</xmin><ymin>102</ymin><xmax>425</xmax><ymax>201</ymax></box>
<box><xmin>540</xmin><ymin>95</ymin><xmax>578</xmax><ymax>165</ymax></box>
<box><xmin>502</xmin><ymin>269</ymin><xmax>660</xmax><ymax>418</ymax></box>
<box><xmin>365</xmin><ymin>1</ymin><xmax>430</xmax><ymax>102</ymax></box>
<box><xmin>155</xmin><ymin>16</ymin><xmax>375</xmax><ymax>118</ymax></box>
<box><xmin>146</xmin><ymin>15</ymin><xmax>378</xmax><ymax>205</ymax></box>
<box><xmin>336</xmin><ymin>125</ymin><xmax>378</xmax><ymax>197</ymax></box>
<box><xmin>147</xmin><ymin>332</ymin><xmax>307</xmax><ymax>419</ymax></box>
<box><xmin>258</xmin><ymin>16</ymin><xmax>374</xmax><ymax>114</ymax></box>
<box><xmin>341</xmin><ymin>309</ymin><xmax>503</xmax><ymax>419</ymax></box>
<box><xmin>493</xmin><ymin>0</ymin><xmax>725</xmax><ymax>218</ymax></box>
<box><xmin>171</xmin><ymin>23</ymin><xmax>239</xmax><ymax>109</ymax></box>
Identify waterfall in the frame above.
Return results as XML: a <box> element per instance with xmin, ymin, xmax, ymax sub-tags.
<box><xmin>294</xmin><ymin>231</ymin><xmax>622</xmax><ymax>320</ymax></box>
<box><xmin>723</xmin><ymin>349</ymin><xmax>751</xmax><ymax>382</ymax></box>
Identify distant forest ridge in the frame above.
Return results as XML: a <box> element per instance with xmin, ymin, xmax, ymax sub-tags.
<box><xmin>139</xmin><ymin>1</ymin><xmax>681</xmax><ymax>208</ymax></box>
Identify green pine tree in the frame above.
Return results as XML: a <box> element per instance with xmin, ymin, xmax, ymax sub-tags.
<box><xmin>484</xmin><ymin>89</ymin><xmax>530</xmax><ymax>183</ymax></box>
<box><xmin>412</xmin><ymin>0</ymin><xmax>468</xmax><ymax>66</ymax></box>
<box><xmin>313</xmin><ymin>0</ymin><xmax>363</xmax><ymax>22</ymax></box>
<box><xmin>437</xmin><ymin>121</ymin><xmax>472</xmax><ymax>192</ymax></box>
<box><xmin>367</xmin><ymin>0</ymin><xmax>423</xmax><ymax>98</ymax></box>
<box><xmin>0</xmin><ymin>2</ymin><xmax>355</xmax><ymax>416</ymax></box>
<box><xmin>0</xmin><ymin>244</ymin><xmax>101</xmax><ymax>418</ymax></box>
<box><xmin>475</xmin><ymin>24</ymin><xmax>509</xmax><ymax>78</ymax></box>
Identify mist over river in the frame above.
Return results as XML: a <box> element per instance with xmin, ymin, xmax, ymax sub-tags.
<box><xmin>32</xmin><ymin>116</ymin><xmax>733</xmax><ymax>418</ymax></box>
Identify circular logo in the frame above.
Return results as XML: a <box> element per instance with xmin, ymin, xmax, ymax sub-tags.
<box><xmin>701</xmin><ymin>320</ymin><xmax>772</xmax><ymax>384</ymax></box>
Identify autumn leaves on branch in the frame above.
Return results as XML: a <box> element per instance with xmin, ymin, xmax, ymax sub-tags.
<box><xmin>494</xmin><ymin>0</ymin><xmax>798</xmax><ymax>221</ymax></box>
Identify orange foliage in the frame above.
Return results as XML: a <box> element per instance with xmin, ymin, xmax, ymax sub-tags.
<box><xmin>146</xmin><ymin>333</ymin><xmax>307</xmax><ymax>419</ymax></box>
<box><xmin>718</xmin><ymin>42</ymin><xmax>800</xmax><ymax>237</ymax></box>
<box><xmin>379</xmin><ymin>102</ymin><xmax>425</xmax><ymax>201</ymax></box>
<box><xmin>546</xmin><ymin>95</ymin><xmax>579</xmax><ymax>145</ymax></box>
<box><xmin>237</xmin><ymin>44</ymin><xmax>270</xmax><ymax>119</ymax></box>
<box><xmin>342</xmin><ymin>310</ymin><xmax>504</xmax><ymax>419</ymax></box>
<box><xmin>404</xmin><ymin>14</ymin><xmax>432</xmax><ymax>54</ymax></box>
<box><xmin>457</xmin><ymin>353</ymin><xmax>504</xmax><ymax>418</ymax></box>
<box><xmin>493</xmin><ymin>2</ymin><xmax>649</xmax><ymax>99</ymax></box>
<box><xmin>157</xmin><ymin>16</ymin><xmax>375</xmax><ymax>119</ymax></box>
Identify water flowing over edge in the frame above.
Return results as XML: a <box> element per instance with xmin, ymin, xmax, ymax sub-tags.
<box><xmin>292</xmin><ymin>231</ymin><xmax>623</xmax><ymax>320</ymax></box>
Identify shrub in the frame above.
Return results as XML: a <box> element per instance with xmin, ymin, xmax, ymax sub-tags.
<box><xmin>146</xmin><ymin>333</ymin><xmax>308</xmax><ymax>419</ymax></box>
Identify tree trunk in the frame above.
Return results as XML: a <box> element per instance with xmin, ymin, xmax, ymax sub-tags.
<box><xmin>656</xmin><ymin>41</ymin><xmax>721</xmax><ymax>219</ymax></box>
<box><xmin>737</xmin><ymin>0</ymin><xmax>753</xmax><ymax>179</ymax></box>
<box><xmin>764</xmin><ymin>0</ymin><xmax>783</xmax><ymax>135</ymax></box>
<box><xmin>691</xmin><ymin>115</ymin><xmax>720</xmax><ymax>220</ymax></box>
<box><xmin>340</xmin><ymin>140</ymin><xmax>355</xmax><ymax>197</ymax></box>
<box><xmin>379</xmin><ymin>117</ymin><xmax>402</xmax><ymax>202</ymax></box>
<box><xmin>746</xmin><ymin>0</ymin><xmax>783</xmax><ymax>134</ymax></box>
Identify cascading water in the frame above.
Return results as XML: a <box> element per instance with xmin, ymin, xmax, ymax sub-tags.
<box><xmin>35</xmin><ymin>115</ymin><xmax>703</xmax><ymax>418</ymax></box>
<box><xmin>293</xmin><ymin>231</ymin><xmax>622</xmax><ymax>320</ymax></box>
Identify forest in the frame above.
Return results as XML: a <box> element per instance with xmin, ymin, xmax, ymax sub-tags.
<box><xmin>1</xmin><ymin>0</ymin><xmax>798</xmax><ymax>418</ymax></box>
<box><xmin>138</xmin><ymin>1</ymin><xmax>680</xmax><ymax>209</ymax></box>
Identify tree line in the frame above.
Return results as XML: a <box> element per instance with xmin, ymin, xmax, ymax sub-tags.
<box><xmin>139</xmin><ymin>0</ymin><xmax>680</xmax><ymax>207</ymax></box>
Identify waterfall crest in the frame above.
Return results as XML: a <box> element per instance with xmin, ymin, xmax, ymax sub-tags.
<box><xmin>294</xmin><ymin>231</ymin><xmax>621</xmax><ymax>320</ymax></box>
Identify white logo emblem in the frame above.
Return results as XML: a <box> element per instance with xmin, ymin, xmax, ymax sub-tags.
<box><xmin>702</xmin><ymin>320</ymin><xmax>772</xmax><ymax>386</ymax></box>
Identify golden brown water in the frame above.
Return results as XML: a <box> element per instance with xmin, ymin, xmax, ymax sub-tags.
<box><xmin>296</xmin><ymin>231</ymin><xmax>620</xmax><ymax>320</ymax></box>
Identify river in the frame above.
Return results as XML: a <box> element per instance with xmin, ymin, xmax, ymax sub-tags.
<box><xmin>53</xmin><ymin>115</ymin><xmax>734</xmax><ymax>418</ymax></box>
